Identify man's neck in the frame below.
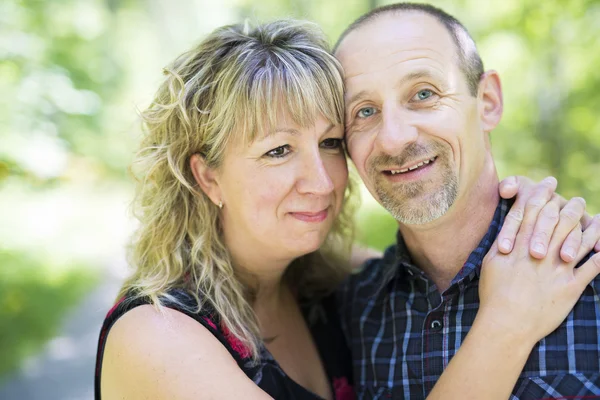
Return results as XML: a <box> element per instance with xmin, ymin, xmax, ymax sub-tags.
<box><xmin>399</xmin><ymin>168</ymin><xmax>500</xmax><ymax>293</ymax></box>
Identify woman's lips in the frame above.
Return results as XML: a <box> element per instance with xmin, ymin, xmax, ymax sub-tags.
<box><xmin>289</xmin><ymin>209</ymin><xmax>329</xmax><ymax>223</ymax></box>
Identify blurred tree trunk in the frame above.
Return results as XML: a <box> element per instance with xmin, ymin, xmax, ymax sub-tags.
<box><xmin>536</xmin><ymin>35</ymin><xmax>565</xmax><ymax>180</ymax></box>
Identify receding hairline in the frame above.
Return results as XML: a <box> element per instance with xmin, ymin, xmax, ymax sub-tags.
<box><xmin>334</xmin><ymin>4</ymin><xmax>484</xmax><ymax>95</ymax></box>
<box><xmin>336</xmin><ymin>9</ymin><xmax>442</xmax><ymax>50</ymax></box>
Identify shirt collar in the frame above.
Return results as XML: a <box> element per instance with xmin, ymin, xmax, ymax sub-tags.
<box><xmin>391</xmin><ymin>197</ymin><xmax>515</xmax><ymax>284</ymax></box>
<box><xmin>457</xmin><ymin>197</ymin><xmax>514</xmax><ymax>281</ymax></box>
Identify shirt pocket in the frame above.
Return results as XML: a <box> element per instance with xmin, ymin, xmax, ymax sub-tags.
<box><xmin>510</xmin><ymin>373</ymin><xmax>600</xmax><ymax>399</ymax></box>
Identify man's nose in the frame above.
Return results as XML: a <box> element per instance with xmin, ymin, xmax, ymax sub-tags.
<box><xmin>374</xmin><ymin>107</ymin><xmax>418</xmax><ymax>154</ymax></box>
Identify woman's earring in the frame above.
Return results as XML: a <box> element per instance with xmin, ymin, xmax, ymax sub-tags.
<box><xmin>218</xmin><ymin>201</ymin><xmax>223</xmax><ymax>209</ymax></box>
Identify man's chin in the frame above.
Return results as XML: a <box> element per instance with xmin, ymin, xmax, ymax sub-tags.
<box><xmin>379</xmin><ymin>189</ymin><xmax>457</xmax><ymax>225</ymax></box>
<box><xmin>384</xmin><ymin>203</ymin><xmax>444</xmax><ymax>225</ymax></box>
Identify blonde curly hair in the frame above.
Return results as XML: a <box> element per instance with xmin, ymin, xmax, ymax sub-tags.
<box><xmin>118</xmin><ymin>19</ymin><xmax>357</xmax><ymax>361</ymax></box>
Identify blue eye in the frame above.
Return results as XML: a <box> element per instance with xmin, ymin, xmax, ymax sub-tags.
<box><xmin>321</xmin><ymin>138</ymin><xmax>343</xmax><ymax>150</ymax></box>
<box><xmin>416</xmin><ymin>89</ymin><xmax>433</xmax><ymax>100</ymax></box>
<box><xmin>265</xmin><ymin>145</ymin><xmax>290</xmax><ymax>158</ymax></box>
<box><xmin>357</xmin><ymin>107</ymin><xmax>377</xmax><ymax>118</ymax></box>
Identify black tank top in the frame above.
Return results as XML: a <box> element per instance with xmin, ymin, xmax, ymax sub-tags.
<box><xmin>94</xmin><ymin>289</ymin><xmax>355</xmax><ymax>400</ymax></box>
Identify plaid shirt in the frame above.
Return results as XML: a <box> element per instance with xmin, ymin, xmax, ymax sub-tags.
<box><xmin>339</xmin><ymin>198</ymin><xmax>600</xmax><ymax>399</ymax></box>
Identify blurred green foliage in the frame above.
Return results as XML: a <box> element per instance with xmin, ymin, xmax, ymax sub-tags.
<box><xmin>1</xmin><ymin>0</ymin><xmax>599</xmax><ymax>377</ymax></box>
<box><xmin>356</xmin><ymin>206</ymin><xmax>399</xmax><ymax>251</ymax></box>
<box><xmin>0</xmin><ymin>250</ymin><xmax>97</xmax><ymax>376</ymax></box>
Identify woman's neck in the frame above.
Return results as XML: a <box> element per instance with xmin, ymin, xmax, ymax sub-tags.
<box><xmin>227</xmin><ymin>252</ymin><xmax>294</xmax><ymax>329</ymax></box>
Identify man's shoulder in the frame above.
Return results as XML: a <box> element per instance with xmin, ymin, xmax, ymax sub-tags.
<box><xmin>340</xmin><ymin>243</ymin><xmax>400</xmax><ymax>298</ymax></box>
<box><xmin>336</xmin><ymin>243</ymin><xmax>399</xmax><ymax>335</ymax></box>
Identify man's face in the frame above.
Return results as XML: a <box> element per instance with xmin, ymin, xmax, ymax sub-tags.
<box><xmin>336</xmin><ymin>12</ymin><xmax>494</xmax><ymax>225</ymax></box>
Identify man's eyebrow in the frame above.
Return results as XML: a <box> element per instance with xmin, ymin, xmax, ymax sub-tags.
<box><xmin>346</xmin><ymin>90</ymin><xmax>370</xmax><ymax>107</ymax></box>
<box><xmin>346</xmin><ymin>70</ymin><xmax>447</xmax><ymax>107</ymax></box>
<box><xmin>399</xmin><ymin>69</ymin><xmax>450</xmax><ymax>93</ymax></box>
<box><xmin>401</xmin><ymin>69</ymin><xmax>444</xmax><ymax>86</ymax></box>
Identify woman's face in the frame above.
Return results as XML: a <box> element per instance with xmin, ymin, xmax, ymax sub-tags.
<box><xmin>214</xmin><ymin>112</ymin><xmax>348</xmax><ymax>268</ymax></box>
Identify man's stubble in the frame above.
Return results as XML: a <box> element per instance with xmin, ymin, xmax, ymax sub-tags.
<box><xmin>368</xmin><ymin>142</ymin><xmax>459</xmax><ymax>225</ymax></box>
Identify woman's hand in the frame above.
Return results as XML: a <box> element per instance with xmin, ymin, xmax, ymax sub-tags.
<box><xmin>479</xmin><ymin>194</ymin><xmax>600</xmax><ymax>346</ymax></box>
<box><xmin>497</xmin><ymin>175</ymin><xmax>600</xmax><ymax>259</ymax></box>
<box><xmin>428</xmin><ymin>176</ymin><xmax>599</xmax><ymax>400</ymax></box>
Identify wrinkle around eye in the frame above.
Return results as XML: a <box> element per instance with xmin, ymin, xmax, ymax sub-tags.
<box><xmin>345</xmin><ymin>115</ymin><xmax>379</xmax><ymax>137</ymax></box>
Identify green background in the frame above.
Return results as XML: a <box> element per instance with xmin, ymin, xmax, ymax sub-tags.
<box><xmin>1</xmin><ymin>0</ymin><xmax>599</xmax><ymax>379</ymax></box>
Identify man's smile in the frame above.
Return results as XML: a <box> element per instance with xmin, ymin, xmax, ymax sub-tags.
<box><xmin>384</xmin><ymin>156</ymin><xmax>438</xmax><ymax>175</ymax></box>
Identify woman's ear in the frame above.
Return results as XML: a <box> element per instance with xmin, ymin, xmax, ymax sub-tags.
<box><xmin>190</xmin><ymin>154</ymin><xmax>222</xmax><ymax>207</ymax></box>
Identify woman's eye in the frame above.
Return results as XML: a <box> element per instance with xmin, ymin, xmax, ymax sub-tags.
<box><xmin>414</xmin><ymin>89</ymin><xmax>434</xmax><ymax>101</ymax></box>
<box><xmin>321</xmin><ymin>138</ymin><xmax>343</xmax><ymax>150</ymax></box>
<box><xmin>265</xmin><ymin>145</ymin><xmax>291</xmax><ymax>158</ymax></box>
<box><xmin>357</xmin><ymin>107</ymin><xmax>377</xmax><ymax>119</ymax></box>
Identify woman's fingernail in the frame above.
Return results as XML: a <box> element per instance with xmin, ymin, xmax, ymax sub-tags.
<box><xmin>564</xmin><ymin>247</ymin><xmax>576</xmax><ymax>260</ymax></box>
<box><xmin>501</xmin><ymin>239</ymin><xmax>512</xmax><ymax>251</ymax></box>
<box><xmin>533</xmin><ymin>243</ymin><xmax>545</xmax><ymax>254</ymax></box>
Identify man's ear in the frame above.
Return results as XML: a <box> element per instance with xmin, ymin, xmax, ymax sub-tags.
<box><xmin>190</xmin><ymin>154</ymin><xmax>222</xmax><ymax>206</ymax></box>
<box><xmin>478</xmin><ymin>70</ymin><xmax>503</xmax><ymax>133</ymax></box>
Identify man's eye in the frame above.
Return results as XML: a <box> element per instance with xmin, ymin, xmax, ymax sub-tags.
<box><xmin>321</xmin><ymin>138</ymin><xmax>343</xmax><ymax>150</ymax></box>
<box><xmin>357</xmin><ymin>107</ymin><xmax>377</xmax><ymax>118</ymax></box>
<box><xmin>415</xmin><ymin>89</ymin><xmax>433</xmax><ymax>101</ymax></box>
<box><xmin>265</xmin><ymin>145</ymin><xmax>291</xmax><ymax>158</ymax></box>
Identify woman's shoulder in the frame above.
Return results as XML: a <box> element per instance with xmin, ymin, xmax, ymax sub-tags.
<box><xmin>100</xmin><ymin>289</ymin><xmax>220</xmax><ymax>341</ymax></box>
<box><xmin>98</xmin><ymin>288</ymin><xmax>254</xmax><ymax>363</ymax></box>
<box><xmin>99</xmin><ymin>302</ymin><xmax>270</xmax><ymax>399</ymax></box>
<box><xmin>101</xmin><ymin>299</ymin><xmax>229</xmax><ymax>361</ymax></box>
<box><xmin>96</xmin><ymin>289</ymin><xmax>269</xmax><ymax>399</ymax></box>
<box><xmin>103</xmin><ymin>290</ymin><xmax>220</xmax><ymax>343</ymax></box>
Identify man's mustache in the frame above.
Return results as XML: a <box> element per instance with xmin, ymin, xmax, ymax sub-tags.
<box><xmin>368</xmin><ymin>142</ymin><xmax>446</xmax><ymax>173</ymax></box>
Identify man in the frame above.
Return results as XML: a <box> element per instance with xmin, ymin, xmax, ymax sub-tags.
<box><xmin>335</xmin><ymin>3</ymin><xmax>600</xmax><ymax>399</ymax></box>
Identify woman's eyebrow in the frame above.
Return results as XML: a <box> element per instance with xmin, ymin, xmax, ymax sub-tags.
<box><xmin>267</xmin><ymin>123</ymin><xmax>335</xmax><ymax>137</ymax></box>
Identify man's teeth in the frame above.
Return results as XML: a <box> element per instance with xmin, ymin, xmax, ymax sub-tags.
<box><xmin>389</xmin><ymin>157</ymin><xmax>436</xmax><ymax>175</ymax></box>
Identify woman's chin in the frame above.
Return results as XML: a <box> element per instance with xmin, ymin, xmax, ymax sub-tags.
<box><xmin>286</xmin><ymin>233</ymin><xmax>328</xmax><ymax>258</ymax></box>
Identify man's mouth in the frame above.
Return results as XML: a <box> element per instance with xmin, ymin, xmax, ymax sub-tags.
<box><xmin>384</xmin><ymin>156</ymin><xmax>437</xmax><ymax>175</ymax></box>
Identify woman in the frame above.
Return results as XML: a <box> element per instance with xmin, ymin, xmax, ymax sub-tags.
<box><xmin>95</xmin><ymin>20</ymin><xmax>599</xmax><ymax>399</ymax></box>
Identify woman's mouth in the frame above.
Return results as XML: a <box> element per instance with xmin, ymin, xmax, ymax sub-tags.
<box><xmin>289</xmin><ymin>208</ymin><xmax>329</xmax><ymax>223</ymax></box>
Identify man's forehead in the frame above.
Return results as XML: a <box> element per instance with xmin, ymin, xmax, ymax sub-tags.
<box><xmin>336</xmin><ymin>12</ymin><xmax>456</xmax><ymax>74</ymax></box>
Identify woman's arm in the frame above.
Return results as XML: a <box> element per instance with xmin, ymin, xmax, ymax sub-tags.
<box><xmin>427</xmin><ymin>190</ymin><xmax>600</xmax><ymax>400</ymax></box>
<box><xmin>101</xmin><ymin>305</ymin><xmax>273</xmax><ymax>400</ymax></box>
<box><xmin>426</xmin><ymin>313</ymin><xmax>535</xmax><ymax>400</ymax></box>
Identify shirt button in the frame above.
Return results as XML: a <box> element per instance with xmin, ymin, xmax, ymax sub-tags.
<box><xmin>430</xmin><ymin>319</ymin><xmax>443</xmax><ymax>331</ymax></box>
